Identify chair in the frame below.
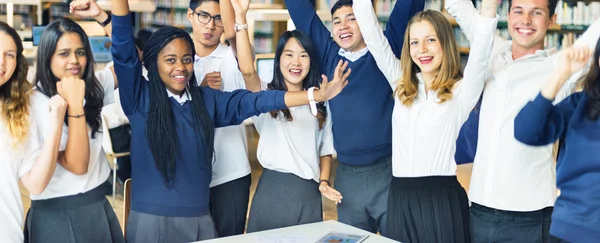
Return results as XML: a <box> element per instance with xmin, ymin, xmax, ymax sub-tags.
<box><xmin>101</xmin><ymin>113</ymin><xmax>131</xmax><ymax>203</ymax></box>
<box><xmin>123</xmin><ymin>178</ymin><xmax>132</xmax><ymax>237</ymax></box>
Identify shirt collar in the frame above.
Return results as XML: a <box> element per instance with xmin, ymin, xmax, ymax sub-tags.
<box><xmin>500</xmin><ymin>41</ymin><xmax>556</xmax><ymax>63</ymax></box>
<box><xmin>166</xmin><ymin>87</ymin><xmax>192</xmax><ymax>105</ymax></box>
<box><xmin>195</xmin><ymin>43</ymin><xmax>229</xmax><ymax>62</ymax></box>
<box><xmin>338</xmin><ymin>46</ymin><xmax>368</xmax><ymax>62</ymax></box>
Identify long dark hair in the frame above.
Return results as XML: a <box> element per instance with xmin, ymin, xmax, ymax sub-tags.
<box><xmin>269</xmin><ymin>30</ymin><xmax>327</xmax><ymax>128</ymax></box>
<box><xmin>584</xmin><ymin>37</ymin><xmax>600</xmax><ymax>120</ymax></box>
<box><xmin>142</xmin><ymin>27</ymin><xmax>215</xmax><ymax>187</ymax></box>
<box><xmin>0</xmin><ymin>21</ymin><xmax>31</xmax><ymax>145</ymax></box>
<box><xmin>34</xmin><ymin>18</ymin><xmax>104</xmax><ymax>138</ymax></box>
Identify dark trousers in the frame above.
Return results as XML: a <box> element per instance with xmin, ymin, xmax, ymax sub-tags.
<box><xmin>335</xmin><ymin>156</ymin><xmax>392</xmax><ymax>235</ymax></box>
<box><xmin>470</xmin><ymin>203</ymin><xmax>566</xmax><ymax>243</ymax></box>
<box><xmin>209</xmin><ymin>174</ymin><xmax>251</xmax><ymax>237</ymax></box>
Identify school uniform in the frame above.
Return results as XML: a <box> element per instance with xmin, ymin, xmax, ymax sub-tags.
<box><xmin>246</xmin><ymin>101</ymin><xmax>334</xmax><ymax>232</ymax></box>
<box><xmin>194</xmin><ymin>43</ymin><xmax>251</xmax><ymax>237</ymax></box>
<box><xmin>23</xmin><ymin>67</ymin><xmax>123</xmax><ymax>243</ymax></box>
<box><xmin>445</xmin><ymin>0</ymin><xmax>600</xmax><ymax>241</ymax></box>
<box><xmin>515</xmin><ymin>92</ymin><xmax>600</xmax><ymax>243</ymax></box>
<box><xmin>0</xmin><ymin>110</ymin><xmax>42</xmax><ymax>243</ymax></box>
<box><xmin>353</xmin><ymin>0</ymin><xmax>497</xmax><ymax>241</ymax></box>
<box><xmin>284</xmin><ymin>0</ymin><xmax>422</xmax><ymax>234</ymax></box>
<box><xmin>111</xmin><ymin>13</ymin><xmax>288</xmax><ymax>243</ymax></box>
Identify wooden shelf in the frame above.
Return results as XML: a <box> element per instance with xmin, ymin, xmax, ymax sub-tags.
<box><xmin>459</xmin><ymin>47</ymin><xmax>470</xmax><ymax>54</ymax></box>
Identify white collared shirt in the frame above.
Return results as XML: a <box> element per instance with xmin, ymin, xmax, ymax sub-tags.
<box><xmin>29</xmin><ymin>67</ymin><xmax>116</xmax><ymax>200</ymax></box>
<box><xmin>447</xmin><ymin>0</ymin><xmax>600</xmax><ymax>211</ymax></box>
<box><xmin>194</xmin><ymin>43</ymin><xmax>251</xmax><ymax>187</ymax></box>
<box><xmin>352</xmin><ymin>0</ymin><xmax>498</xmax><ymax>177</ymax></box>
<box><xmin>166</xmin><ymin>88</ymin><xmax>191</xmax><ymax>105</ymax></box>
<box><xmin>337</xmin><ymin>46</ymin><xmax>368</xmax><ymax>62</ymax></box>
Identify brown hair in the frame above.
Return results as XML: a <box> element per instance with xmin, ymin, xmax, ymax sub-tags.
<box><xmin>394</xmin><ymin>10</ymin><xmax>463</xmax><ymax>106</ymax></box>
<box><xmin>0</xmin><ymin>21</ymin><xmax>31</xmax><ymax>145</ymax></box>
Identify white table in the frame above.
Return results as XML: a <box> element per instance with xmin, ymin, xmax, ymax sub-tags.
<box><xmin>198</xmin><ymin>220</ymin><xmax>399</xmax><ymax>243</ymax></box>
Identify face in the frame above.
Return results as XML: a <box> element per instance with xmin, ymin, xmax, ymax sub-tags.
<box><xmin>507</xmin><ymin>0</ymin><xmax>556</xmax><ymax>50</ymax></box>
<box><xmin>157</xmin><ymin>38</ymin><xmax>195</xmax><ymax>95</ymax></box>
<box><xmin>188</xmin><ymin>1</ymin><xmax>223</xmax><ymax>48</ymax></box>
<box><xmin>332</xmin><ymin>6</ymin><xmax>366</xmax><ymax>52</ymax></box>
<box><xmin>50</xmin><ymin>32</ymin><xmax>87</xmax><ymax>79</ymax></box>
<box><xmin>0</xmin><ymin>32</ymin><xmax>18</xmax><ymax>87</ymax></box>
<box><xmin>409</xmin><ymin>21</ymin><xmax>443</xmax><ymax>77</ymax></box>
<box><xmin>279</xmin><ymin>38</ymin><xmax>310</xmax><ymax>91</ymax></box>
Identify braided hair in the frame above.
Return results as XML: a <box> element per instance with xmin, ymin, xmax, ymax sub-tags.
<box><xmin>142</xmin><ymin>27</ymin><xmax>215</xmax><ymax>187</ymax></box>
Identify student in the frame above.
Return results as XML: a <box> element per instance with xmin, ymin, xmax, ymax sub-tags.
<box><xmin>352</xmin><ymin>0</ymin><xmax>497</xmax><ymax>241</ymax></box>
<box><xmin>110</xmin><ymin>0</ymin><xmax>349</xmax><ymax>242</ymax></box>
<box><xmin>23</xmin><ymin>9</ymin><xmax>123</xmax><ymax>243</ymax></box>
<box><xmin>245</xmin><ymin>29</ymin><xmax>346</xmax><ymax>232</ymax></box>
<box><xmin>0</xmin><ymin>21</ymin><xmax>68</xmax><ymax>243</ymax></box>
<box><xmin>283</xmin><ymin>0</ymin><xmax>424</xmax><ymax>234</ymax></box>
<box><xmin>185</xmin><ymin>0</ymin><xmax>262</xmax><ymax>237</ymax></box>
<box><xmin>444</xmin><ymin>0</ymin><xmax>600</xmax><ymax>241</ymax></box>
<box><xmin>514</xmin><ymin>42</ymin><xmax>598</xmax><ymax>243</ymax></box>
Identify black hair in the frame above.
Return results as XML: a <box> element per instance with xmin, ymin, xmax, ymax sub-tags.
<box><xmin>34</xmin><ymin>18</ymin><xmax>104</xmax><ymax>138</ymax></box>
<box><xmin>584</xmin><ymin>37</ymin><xmax>600</xmax><ymax>120</ymax></box>
<box><xmin>269</xmin><ymin>30</ymin><xmax>327</xmax><ymax>129</ymax></box>
<box><xmin>331</xmin><ymin>0</ymin><xmax>353</xmax><ymax>16</ymax></box>
<box><xmin>135</xmin><ymin>29</ymin><xmax>153</xmax><ymax>50</ymax></box>
<box><xmin>508</xmin><ymin>0</ymin><xmax>559</xmax><ymax>17</ymax></box>
<box><xmin>142</xmin><ymin>26</ymin><xmax>215</xmax><ymax>187</ymax></box>
<box><xmin>189</xmin><ymin>0</ymin><xmax>219</xmax><ymax>11</ymax></box>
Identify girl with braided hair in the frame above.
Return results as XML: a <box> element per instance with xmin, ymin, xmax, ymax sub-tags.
<box><xmin>110</xmin><ymin>0</ymin><xmax>350</xmax><ymax>242</ymax></box>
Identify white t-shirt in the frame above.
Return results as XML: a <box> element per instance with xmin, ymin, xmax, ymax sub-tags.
<box><xmin>0</xmin><ymin>107</ymin><xmax>42</xmax><ymax>243</ymax></box>
<box><xmin>253</xmin><ymin>103</ymin><xmax>335</xmax><ymax>182</ymax></box>
<box><xmin>29</xmin><ymin>68</ymin><xmax>115</xmax><ymax>200</ymax></box>
<box><xmin>194</xmin><ymin>43</ymin><xmax>250</xmax><ymax>187</ymax></box>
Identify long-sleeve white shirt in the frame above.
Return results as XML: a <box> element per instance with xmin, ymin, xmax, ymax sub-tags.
<box><xmin>353</xmin><ymin>0</ymin><xmax>498</xmax><ymax>177</ymax></box>
<box><xmin>446</xmin><ymin>0</ymin><xmax>600</xmax><ymax>211</ymax></box>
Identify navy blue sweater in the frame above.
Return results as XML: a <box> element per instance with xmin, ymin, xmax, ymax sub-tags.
<box><xmin>111</xmin><ymin>14</ymin><xmax>287</xmax><ymax>217</ymax></box>
<box><xmin>514</xmin><ymin>92</ymin><xmax>600</xmax><ymax>243</ymax></box>
<box><xmin>285</xmin><ymin>0</ymin><xmax>423</xmax><ymax>165</ymax></box>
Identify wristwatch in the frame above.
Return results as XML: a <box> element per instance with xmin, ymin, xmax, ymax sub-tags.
<box><xmin>234</xmin><ymin>23</ymin><xmax>248</xmax><ymax>32</ymax></box>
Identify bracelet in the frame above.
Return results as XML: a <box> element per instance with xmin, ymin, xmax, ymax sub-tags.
<box><xmin>67</xmin><ymin>113</ymin><xmax>85</xmax><ymax>118</ymax></box>
<box><xmin>307</xmin><ymin>87</ymin><xmax>318</xmax><ymax>116</ymax></box>
<box><xmin>97</xmin><ymin>13</ymin><xmax>111</xmax><ymax>27</ymax></box>
<box><xmin>319</xmin><ymin>179</ymin><xmax>331</xmax><ymax>187</ymax></box>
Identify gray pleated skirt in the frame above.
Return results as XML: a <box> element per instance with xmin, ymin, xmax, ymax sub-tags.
<box><xmin>246</xmin><ymin>168</ymin><xmax>323</xmax><ymax>233</ymax></box>
<box><xmin>24</xmin><ymin>184</ymin><xmax>124</xmax><ymax>243</ymax></box>
<box><xmin>126</xmin><ymin>210</ymin><xmax>217</xmax><ymax>243</ymax></box>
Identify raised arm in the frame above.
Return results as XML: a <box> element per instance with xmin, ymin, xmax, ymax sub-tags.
<box><xmin>230</xmin><ymin>0</ymin><xmax>261</xmax><ymax>92</ymax></box>
<box><xmin>383</xmin><ymin>0</ymin><xmax>425</xmax><ymax>58</ymax></box>
<box><xmin>20</xmin><ymin>97</ymin><xmax>67</xmax><ymax>194</ymax></box>
<box><xmin>455</xmin><ymin>2</ymin><xmax>498</xmax><ymax>120</ymax></box>
<box><xmin>284</xmin><ymin>0</ymin><xmax>338</xmax><ymax>69</ymax></box>
<box><xmin>515</xmin><ymin>47</ymin><xmax>591</xmax><ymax>145</ymax></box>
<box><xmin>445</xmin><ymin>0</ymin><xmax>501</xmax><ymax>44</ymax></box>
<box><xmin>353</xmin><ymin>0</ymin><xmax>401</xmax><ymax>87</ymax></box>
<box><xmin>110</xmin><ymin>0</ymin><xmax>145</xmax><ymax>116</ymax></box>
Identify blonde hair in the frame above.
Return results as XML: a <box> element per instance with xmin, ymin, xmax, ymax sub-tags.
<box><xmin>394</xmin><ymin>10</ymin><xmax>463</xmax><ymax>106</ymax></box>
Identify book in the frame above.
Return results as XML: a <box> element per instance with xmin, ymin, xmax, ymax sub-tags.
<box><xmin>315</xmin><ymin>232</ymin><xmax>369</xmax><ymax>243</ymax></box>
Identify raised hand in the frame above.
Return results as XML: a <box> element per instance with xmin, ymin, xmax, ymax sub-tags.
<box><xmin>231</xmin><ymin>0</ymin><xmax>251</xmax><ymax>15</ymax></box>
<box><xmin>69</xmin><ymin>0</ymin><xmax>102</xmax><ymax>19</ymax></box>
<box><xmin>316</xmin><ymin>60</ymin><xmax>351</xmax><ymax>102</ymax></box>
<box><xmin>319</xmin><ymin>182</ymin><xmax>343</xmax><ymax>204</ymax></box>
<box><xmin>56</xmin><ymin>76</ymin><xmax>86</xmax><ymax>107</ymax></box>
<box><xmin>48</xmin><ymin>95</ymin><xmax>68</xmax><ymax>125</ymax></box>
<box><xmin>558</xmin><ymin>46</ymin><xmax>592</xmax><ymax>77</ymax></box>
<box><xmin>201</xmin><ymin>71</ymin><xmax>223</xmax><ymax>90</ymax></box>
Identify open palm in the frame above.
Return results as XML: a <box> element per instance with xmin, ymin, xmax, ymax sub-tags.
<box><xmin>318</xmin><ymin>60</ymin><xmax>351</xmax><ymax>101</ymax></box>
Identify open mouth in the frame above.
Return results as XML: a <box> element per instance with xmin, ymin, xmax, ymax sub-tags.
<box><xmin>339</xmin><ymin>33</ymin><xmax>352</xmax><ymax>40</ymax></box>
<box><xmin>67</xmin><ymin>67</ymin><xmax>81</xmax><ymax>75</ymax></box>
<box><xmin>418</xmin><ymin>56</ymin><xmax>433</xmax><ymax>65</ymax></box>
<box><xmin>516</xmin><ymin>27</ymin><xmax>536</xmax><ymax>36</ymax></box>
<box><xmin>172</xmin><ymin>74</ymin><xmax>187</xmax><ymax>82</ymax></box>
<box><xmin>289</xmin><ymin>68</ymin><xmax>302</xmax><ymax>77</ymax></box>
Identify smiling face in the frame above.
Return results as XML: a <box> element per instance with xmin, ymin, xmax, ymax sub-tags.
<box><xmin>0</xmin><ymin>32</ymin><xmax>18</xmax><ymax>87</ymax></box>
<box><xmin>157</xmin><ymin>38</ymin><xmax>195</xmax><ymax>95</ymax></box>
<box><xmin>279</xmin><ymin>38</ymin><xmax>311</xmax><ymax>91</ymax></box>
<box><xmin>507</xmin><ymin>0</ymin><xmax>556</xmax><ymax>52</ymax></box>
<box><xmin>50</xmin><ymin>32</ymin><xmax>87</xmax><ymax>79</ymax></box>
<box><xmin>331</xmin><ymin>6</ymin><xmax>366</xmax><ymax>52</ymax></box>
<box><xmin>188</xmin><ymin>1</ymin><xmax>223</xmax><ymax>50</ymax></box>
<box><xmin>409</xmin><ymin>20</ymin><xmax>443</xmax><ymax>78</ymax></box>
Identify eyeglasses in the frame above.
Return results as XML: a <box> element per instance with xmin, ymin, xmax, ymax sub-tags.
<box><xmin>194</xmin><ymin>11</ymin><xmax>223</xmax><ymax>27</ymax></box>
